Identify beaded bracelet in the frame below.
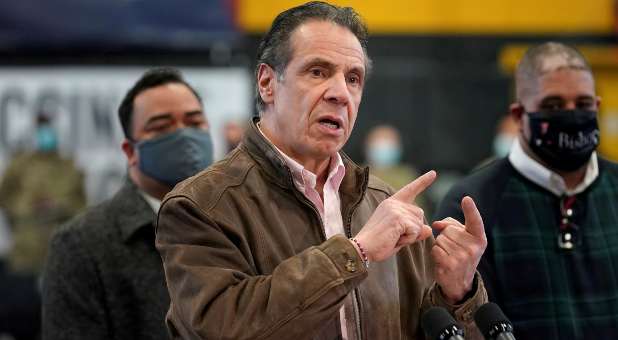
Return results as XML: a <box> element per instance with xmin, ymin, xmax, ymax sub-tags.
<box><xmin>350</xmin><ymin>238</ymin><xmax>369</xmax><ymax>269</ymax></box>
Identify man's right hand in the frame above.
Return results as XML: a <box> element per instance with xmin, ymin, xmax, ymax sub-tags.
<box><xmin>352</xmin><ymin>171</ymin><xmax>436</xmax><ymax>262</ymax></box>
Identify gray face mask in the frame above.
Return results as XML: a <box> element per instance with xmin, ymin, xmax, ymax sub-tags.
<box><xmin>135</xmin><ymin>128</ymin><xmax>213</xmax><ymax>187</ymax></box>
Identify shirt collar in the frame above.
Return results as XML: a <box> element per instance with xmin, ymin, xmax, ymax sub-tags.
<box><xmin>256</xmin><ymin>123</ymin><xmax>345</xmax><ymax>192</ymax></box>
<box><xmin>508</xmin><ymin>138</ymin><xmax>598</xmax><ymax>197</ymax></box>
<box><xmin>139</xmin><ymin>190</ymin><xmax>162</xmax><ymax>214</ymax></box>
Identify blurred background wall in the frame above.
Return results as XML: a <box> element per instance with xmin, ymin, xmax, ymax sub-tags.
<box><xmin>1</xmin><ymin>0</ymin><xmax>618</xmax><ymax>205</ymax></box>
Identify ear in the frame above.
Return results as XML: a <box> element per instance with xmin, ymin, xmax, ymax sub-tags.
<box><xmin>121</xmin><ymin>139</ymin><xmax>138</xmax><ymax>167</ymax></box>
<box><xmin>257</xmin><ymin>63</ymin><xmax>276</xmax><ymax>107</ymax></box>
<box><xmin>509</xmin><ymin>102</ymin><xmax>525</xmax><ymax>123</ymax></box>
<box><xmin>596</xmin><ymin>95</ymin><xmax>602</xmax><ymax>110</ymax></box>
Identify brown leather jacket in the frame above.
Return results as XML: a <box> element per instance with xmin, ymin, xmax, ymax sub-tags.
<box><xmin>156</xmin><ymin>118</ymin><xmax>487</xmax><ymax>340</ymax></box>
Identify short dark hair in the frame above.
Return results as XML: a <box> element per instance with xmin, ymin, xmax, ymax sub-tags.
<box><xmin>515</xmin><ymin>42</ymin><xmax>592</xmax><ymax>102</ymax></box>
<box><xmin>118</xmin><ymin>67</ymin><xmax>202</xmax><ymax>140</ymax></box>
<box><xmin>254</xmin><ymin>1</ymin><xmax>371</xmax><ymax>113</ymax></box>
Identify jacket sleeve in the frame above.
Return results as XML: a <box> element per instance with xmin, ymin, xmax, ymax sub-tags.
<box><xmin>42</xmin><ymin>227</ymin><xmax>110</xmax><ymax>340</ymax></box>
<box><xmin>156</xmin><ymin>195</ymin><xmax>368</xmax><ymax>340</ymax></box>
<box><xmin>422</xmin><ymin>270</ymin><xmax>488</xmax><ymax>340</ymax></box>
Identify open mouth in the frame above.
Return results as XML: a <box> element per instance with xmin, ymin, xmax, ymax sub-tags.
<box><xmin>319</xmin><ymin>118</ymin><xmax>341</xmax><ymax>130</ymax></box>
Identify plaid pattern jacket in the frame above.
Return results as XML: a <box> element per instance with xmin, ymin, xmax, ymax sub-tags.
<box><xmin>436</xmin><ymin>157</ymin><xmax>618</xmax><ymax>339</ymax></box>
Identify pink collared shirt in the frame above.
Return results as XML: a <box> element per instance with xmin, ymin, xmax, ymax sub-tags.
<box><xmin>257</xmin><ymin>125</ymin><xmax>351</xmax><ymax>339</ymax></box>
<box><xmin>279</xmin><ymin>150</ymin><xmax>346</xmax><ymax>238</ymax></box>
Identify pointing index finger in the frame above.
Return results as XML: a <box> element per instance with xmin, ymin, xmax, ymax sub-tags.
<box><xmin>462</xmin><ymin>196</ymin><xmax>485</xmax><ymax>238</ymax></box>
<box><xmin>391</xmin><ymin>170</ymin><xmax>437</xmax><ymax>203</ymax></box>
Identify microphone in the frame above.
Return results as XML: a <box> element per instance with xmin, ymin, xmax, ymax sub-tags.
<box><xmin>474</xmin><ymin>302</ymin><xmax>516</xmax><ymax>340</ymax></box>
<box><xmin>421</xmin><ymin>306</ymin><xmax>465</xmax><ymax>340</ymax></box>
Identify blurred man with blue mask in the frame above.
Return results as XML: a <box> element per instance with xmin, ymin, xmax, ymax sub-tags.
<box><xmin>365</xmin><ymin>124</ymin><xmax>420</xmax><ymax>191</ymax></box>
<box><xmin>436</xmin><ymin>42</ymin><xmax>618</xmax><ymax>339</ymax></box>
<box><xmin>42</xmin><ymin>67</ymin><xmax>213</xmax><ymax>340</ymax></box>
<box><xmin>366</xmin><ymin>125</ymin><xmax>402</xmax><ymax>168</ymax></box>
<box><xmin>35</xmin><ymin>113</ymin><xmax>59</xmax><ymax>152</ymax></box>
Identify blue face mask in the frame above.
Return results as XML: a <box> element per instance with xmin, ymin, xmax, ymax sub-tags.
<box><xmin>136</xmin><ymin>128</ymin><xmax>213</xmax><ymax>187</ymax></box>
<box><xmin>36</xmin><ymin>125</ymin><xmax>58</xmax><ymax>152</ymax></box>
<box><xmin>367</xmin><ymin>142</ymin><xmax>402</xmax><ymax>168</ymax></box>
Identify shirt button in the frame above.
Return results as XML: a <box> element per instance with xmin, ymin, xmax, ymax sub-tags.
<box><xmin>345</xmin><ymin>259</ymin><xmax>357</xmax><ymax>273</ymax></box>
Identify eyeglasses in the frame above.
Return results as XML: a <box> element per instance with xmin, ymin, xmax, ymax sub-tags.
<box><xmin>557</xmin><ymin>195</ymin><xmax>581</xmax><ymax>251</ymax></box>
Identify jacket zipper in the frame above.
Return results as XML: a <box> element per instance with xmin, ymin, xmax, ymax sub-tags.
<box><xmin>346</xmin><ymin>205</ymin><xmax>365</xmax><ymax>340</ymax></box>
<box><xmin>287</xmin><ymin>166</ymin><xmax>369</xmax><ymax>340</ymax></box>
<box><xmin>344</xmin><ymin>169</ymin><xmax>369</xmax><ymax>340</ymax></box>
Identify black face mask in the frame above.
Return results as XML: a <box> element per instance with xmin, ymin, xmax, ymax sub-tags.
<box><xmin>527</xmin><ymin>109</ymin><xmax>600</xmax><ymax>172</ymax></box>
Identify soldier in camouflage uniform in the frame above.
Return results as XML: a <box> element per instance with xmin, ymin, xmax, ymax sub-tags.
<box><xmin>0</xmin><ymin>114</ymin><xmax>86</xmax><ymax>274</ymax></box>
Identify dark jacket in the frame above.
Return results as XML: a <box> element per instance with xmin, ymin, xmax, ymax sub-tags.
<box><xmin>0</xmin><ymin>260</ymin><xmax>40</xmax><ymax>340</ymax></box>
<box><xmin>42</xmin><ymin>180</ymin><xmax>170</xmax><ymax>340</ymax></box>
<box><xmin>435</xmin><ymin>157</ymin><xmax>618</xmax><ymax>339</ymax></box>
<box><xmin>156</xmin><ymin>119</ymin><xmax>487</xmax><ymax>340</ymax></box>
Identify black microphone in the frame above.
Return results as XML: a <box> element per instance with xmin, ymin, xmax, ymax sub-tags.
<box><xmin>421</xmin><ymin>306</ymin><xmax>465</xmax><ymax>340</ymax></box>
<box><xmin>474</xmin><ymin>302</ymin><xmax>516</xmax><ymax>340</ymax></box>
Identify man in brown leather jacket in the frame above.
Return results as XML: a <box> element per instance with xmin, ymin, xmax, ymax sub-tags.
<box><xmin>156</xmin><ymin>2</ymin><xmax>488</xmax><ymax>339</ymax></box>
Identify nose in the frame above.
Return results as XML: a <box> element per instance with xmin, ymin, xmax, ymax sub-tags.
<box><xmin>565</xmin><ymin>101</ymin><xmax>577</xmax><ymax>110</ymax></box>
<box><xmin>324</xmin><ymin>72</ymin><xmax>350</xmax><ymax>105</ymax></box>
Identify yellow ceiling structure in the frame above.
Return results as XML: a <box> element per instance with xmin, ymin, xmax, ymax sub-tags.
<box><xmin>237</xmin><ymin>0</ymin><xmax>614</xmax><ymax>34</ymax></box>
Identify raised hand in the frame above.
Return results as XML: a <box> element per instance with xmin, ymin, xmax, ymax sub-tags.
<box><xmin>353</xmin><ymin>171</ymin><xmax>436</xmax><ymax>263</ymax></box>
<box><xmin>431</xmin><ymin>196</ymin><xmax>487</xmax><ymax>303</ymax></box>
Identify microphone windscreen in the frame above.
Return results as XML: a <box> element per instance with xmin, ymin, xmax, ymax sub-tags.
<box><xmin>474</xmin><ymin>302</ymin><xmax>512</xmax><ymax>338</ymax></box>
<box><xmin>421</xmin><ymin>306</ymin><xmax>458</xmax><ymax>340</ymax></box>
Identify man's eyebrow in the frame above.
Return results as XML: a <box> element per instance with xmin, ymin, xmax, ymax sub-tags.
<box><xmin>144</xmin><ymin>113</ymin><xmax>173</xmax><ymax>126</ymax></box>
<box><xmin>575</xmin><ymin>95</ymin><xmax>595</xmax><ymax>101</ymax></box>
<box><xmin>348</xmin><ymin>65</ymin><xmax>365</xmax><ymax>77</ymax></box>
<box><xmin>540</xmin><ymin>95</ymin><xmax>595</xmax><ymax>103</ymax></box>
<box><xmin>303</xmin><ymin>57</ymin><xmax>335</xmax><ymax>69</ymax></box>
<box><xmin>184</xmin><ymin>110</ymin><xmax>204</xmax><ymax>118</ymax></box>
<box><xmin>540</xmin><ymin>96</ymin><xmax>564</xmax><ymax>102</ymax></box>
<box><xmin>303</xmin><ymin>57</ymin><xmax>365</xmax><ymax>76</ymax></box>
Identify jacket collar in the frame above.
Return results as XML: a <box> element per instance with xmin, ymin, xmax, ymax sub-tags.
<box><xmin>110</xmin><ymin>178</ymin><xmax>158</xmax><ymax>242</ymax></box>
<box><xmin>243</xmin><ymin>117</ymin><xmax>369</xmax><ymax>217</ymax></box>
<box><xmin>243</xmin><ymin>117</ymin><xmax>294</xmax><ymax>189</ymax></box>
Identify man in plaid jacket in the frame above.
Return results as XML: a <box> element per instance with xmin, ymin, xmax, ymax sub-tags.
<box><xmin>436</xmin><ymin>42</ymin><xmax>618</xmax><ymax>339</ymax></box>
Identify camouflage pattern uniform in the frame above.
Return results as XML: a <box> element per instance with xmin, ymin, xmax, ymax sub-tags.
<box><xmin>0</xmin><ymin>151</ymin><xmax>86</xmax><ymax>274</ymax></box>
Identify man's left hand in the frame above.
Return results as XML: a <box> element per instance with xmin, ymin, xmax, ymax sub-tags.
<box><xmin>431</xmin><ymin>196</ymin><xmax>487</xmax><ymax>304</ymax></box>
